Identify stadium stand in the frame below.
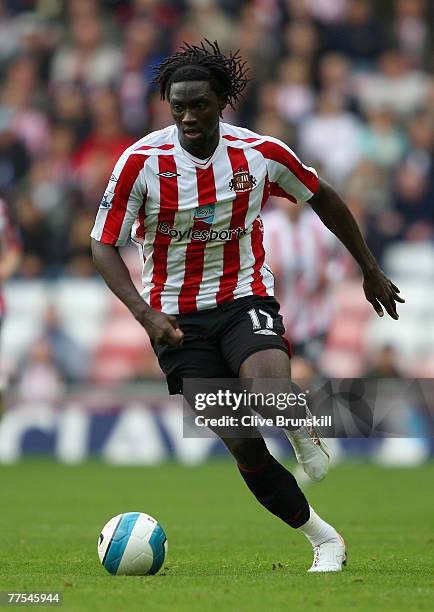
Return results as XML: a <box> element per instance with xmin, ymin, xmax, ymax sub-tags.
<box><xmin>0</xmin><ymin>0</ymin><xmax>432</xmax><ymax>384</ymax></box>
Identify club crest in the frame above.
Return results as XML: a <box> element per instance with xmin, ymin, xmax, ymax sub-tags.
<box><xmin>229</xmin><ymin>167</ymin><xmax>257</xmax><ymax>193</ymax></box>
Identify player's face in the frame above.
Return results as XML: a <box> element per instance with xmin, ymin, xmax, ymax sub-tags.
<box><xmin>169</xmin><ymin>81</ymin><xmax>225</xmax><ymax>158</ymax></box>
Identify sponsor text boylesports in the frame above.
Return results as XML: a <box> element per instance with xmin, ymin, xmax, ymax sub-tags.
<box><xmin>158</xmin><ymin>221</ymin><xmax>247</xmax><ymax>242</ymax></box>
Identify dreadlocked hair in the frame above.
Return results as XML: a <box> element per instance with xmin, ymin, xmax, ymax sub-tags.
<box><xmin>153</xmin><ymin>39</ymin><xmax>249</xmax><ymax>110</ymax></box>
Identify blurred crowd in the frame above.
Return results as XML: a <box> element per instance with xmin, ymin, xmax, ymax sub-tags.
<box><xmin>1</xmin><ymin>0</ymin><xmax>434</xmax><ymax>391</ymax></box>
<box><xmin>1</xmin><ymin>0</ymin><xmax>433</xmax><ymax>278</ymax></box>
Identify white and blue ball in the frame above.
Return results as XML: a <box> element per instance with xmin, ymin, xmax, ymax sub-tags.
<box><xmin>97</xmin><ymin>512</ymin><xmax>167</xmax><ymax>576</ymax></box>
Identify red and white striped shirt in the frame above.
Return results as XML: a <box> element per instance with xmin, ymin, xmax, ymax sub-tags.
<box><xmin>91</xmin><ymin>122</ymin><xmax>318</xmax><ymax>314</ymax></box>
<box><xmin>263</xmin><ymin>206</ymin><xmax>339</xmax><ymax>343</ymax></box>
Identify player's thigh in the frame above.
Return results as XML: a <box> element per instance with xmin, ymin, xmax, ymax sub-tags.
<box><xmin>153</xmin><ymin>340</ymin><xmax>233</xmax><ymax>395</ymax></box>
<box><xmin>219</xmin><ymin>297</ymin><xmax>290</xmax><ymax>376</ymax></box>
<box><xmin>239</xmin><ymin>348</ymin><xmax>291</xmax><ymax>378</ymax></box>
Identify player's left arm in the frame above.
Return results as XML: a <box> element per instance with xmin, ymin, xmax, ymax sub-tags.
<box><xmin>308</xmin><ymin>178</ymin><xmax>405</xmax><ymax>320</ymax></box>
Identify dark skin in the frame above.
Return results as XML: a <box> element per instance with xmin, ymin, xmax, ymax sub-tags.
<box><xmin>91</xmin><ymin>78</ymin><xmax>404</xmax><ymax>359</ymax></box>
<box><xmin>169</xmin><ymin>80</ymin><xmax>226</xmax><ymax>158</ymax></box>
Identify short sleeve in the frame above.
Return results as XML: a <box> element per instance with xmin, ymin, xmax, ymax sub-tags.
<box><xmin>254</xmin><ymin>137</ymin><xmax>318</xmax><ymax>203</ymax></box>
<box><xmin>91</xmin><ymin>152</ymin><xmax>148</xmax><ymax>246</ymax></box>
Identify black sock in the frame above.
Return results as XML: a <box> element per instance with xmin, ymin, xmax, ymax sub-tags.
<box><xmin>238</xmin><ymin>455</ymin><xmax>310</xmax><ymax>528</ymax></box>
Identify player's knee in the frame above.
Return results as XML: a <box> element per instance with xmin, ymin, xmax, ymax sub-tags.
<box><xmin>223</xmin><ymin>437</ymin><xmax>269</xmax><ymax>469</ymax></box>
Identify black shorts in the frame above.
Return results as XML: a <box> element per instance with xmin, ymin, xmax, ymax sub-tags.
<box><xmin>153</xmin><ymin>295</ymin><xmax>290</xmax><ymax>394</ymax></box>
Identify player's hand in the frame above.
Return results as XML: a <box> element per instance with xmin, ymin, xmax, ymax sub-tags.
<box><xmin>362</xmin><ymin>267</ymin><xmax>405</xmax><ymax>320</ymax></box>
<box><xmin>135</xmin><ymin>308</ymin><xmax>184</xmax><ymax>346</ymax></box>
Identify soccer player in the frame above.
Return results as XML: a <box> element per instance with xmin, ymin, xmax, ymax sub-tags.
<box><xmin>91</xmin><ymin>41</ymin><xmax>404</xmax><ymax>572</ymax></box>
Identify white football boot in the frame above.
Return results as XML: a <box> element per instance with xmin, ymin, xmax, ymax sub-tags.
<box><xmin>308</xmin><ymin>534</ymin><xmax>347</xmax><ymax>573</ymax></box>
<box><xmin>285</xmin><ymin>407</ymin><xmax>330</xmax><ymax>481</ymax></box>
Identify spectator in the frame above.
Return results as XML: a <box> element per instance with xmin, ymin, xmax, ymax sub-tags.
<box><xmin>72</xmin><ymin>86</ymin><xmax>135</xmax><ymax>208</ymax></box>
<box><xmin>234</xmin><ymin>3</ymin><xmax>281</xmax><ymax>82</ymax></box>
<box><xmin>2</xmin><ymin>55</ymin><xmax>51</xmax><ymax>158</ymax></box>
<box><xmin>49</xmin><ymin>84</ymin><xmax>90</xmax><ymax>145</ymax></box>
<box><xmin>305</xmin><ymin>0</ymin><xmax>348</xmax><ymax>25</ymax></box>
<box><xmin>355</xmin><ymin>49</ymin><xmax>429</xmax><ymax>116</ymax></box>
<box><xmin>318</xmin><ymin>53</ymin><xmax>355</xmax><ymax>108</ymax></box>
<box><xmin>16</xmin><ymin>337</ymin><xmax>64</xmax><ymax>401</ymax></box>
<box><xmin>0</xmin><ymin>1</ymin><xmax>19</xmax><ymax>67</ymax></box>
<box><xmin>118</xmin><ymin>18</ymin><xmax>158</xmax><ymax>134</ymax></box>
<box><xmin>263</xmin><ymin>199</ymin><xmax>349</xmax><ymax>363</ymax></box>
<box><xmin>41</xmin><ymin>304</ymin><xmax>89</xmax><ymax>382</ymax></box>
<box><xmin>359</xmin><ymin>109</ymin><xmax>407</xmax><ymax>170</ymax></box>
<box><xmin>13</xmin><ymin>193</ymin><xmax>48</xmax><ymax>277</ymax></box>
<box><xmin>344</xmin><ymin>160</ymin><xmax>391</xmax><ymax>214</ymax></box>
<box><xmin>185</xmin><ymin>0</ymin><xmax>235</xmax><ymax>53</ymax></box>
<box><xmin>253</xmin><ymin>111</ymin><xmax>295</xmax><ymax>142</ymax></box>
<box><xmin>50</xmin><ymin>13</ymin><xmax>122</xmax><ymax>88</ymax></box>
<box><xmin>65</xmin><ymin>210</ymin><xmax>96</xmax><ymax>277</ymax></box>
<box><xmin>283</xmin><ymin>20</ymin><xmax>318</xmax><ymax>63</ymax></box>
<box><xmin>275</xmin><ymin>57</ymin><xmax>315</xmax><ymax>124</ymax></box>
<box><xmin>391</xmin><ymin>161</ymin><xmax>433</xmax><ymax>241</ymax></box>
<box><xmin>393</xmin><ymin>0</ymin><xmax>429</xmax><ymax>67</ymax></box>
<box><xmin>364</xmin><ymin>344</ymin><xmax>403</xmax><ymax>379</ymax></box>
<box><xmin>321</xmin><ymin>0</ymin><xmax>385</xmax><ymax>65</ymax></box>
<box><xmin>0</xmin><ymin>108</ymin><xmax>30</xmax><ymax>197</ymax></box>
<box><xmin>404</xmin><ymin>112</ymin><xmax>434</xmax><ymax>189</ymax></box>
<box><xmin>299</xmin><ymin>92</ymin><xmax>363</xmax><ymax>185</ymax></box>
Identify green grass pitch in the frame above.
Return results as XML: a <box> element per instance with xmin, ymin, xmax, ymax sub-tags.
<box><xmin>1</xmin><ymin>460</ymin><xmax>433</xmax><ymax>611</ymax></box>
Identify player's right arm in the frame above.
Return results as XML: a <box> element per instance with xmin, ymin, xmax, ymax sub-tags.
<box><xmin>90</xmin><ymin>152</ymin><xmax>183</xmax><ymax>347</ymax></box>
<box><xmin>91</xmin><ymin>241</ymin><xmax>183</xmax><ymax>346</ymax></box>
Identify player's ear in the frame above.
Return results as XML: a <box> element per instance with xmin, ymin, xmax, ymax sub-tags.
<box><xmin>218</xmin><ymin>99</ymin><xmax>227</xmax><ymax>117</ymax></box>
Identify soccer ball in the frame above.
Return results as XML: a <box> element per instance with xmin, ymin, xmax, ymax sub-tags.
<box><xmin>97</xmin><ymin>512</ymin><xmax>167</xmax><ymax>576</ymax></box>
